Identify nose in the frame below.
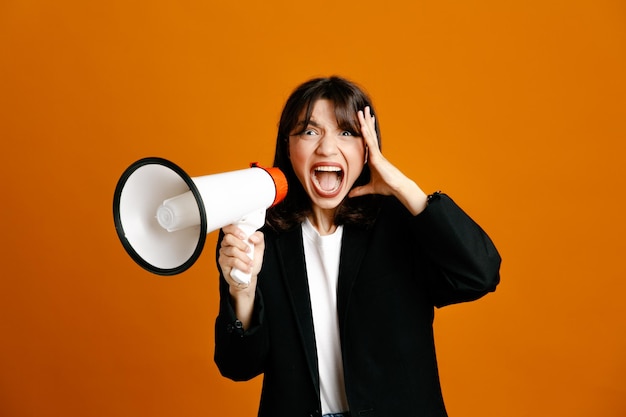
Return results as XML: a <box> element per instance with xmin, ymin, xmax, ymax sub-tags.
<box><xmin>315</xmin><ymin>133</ymin><xmax>339</xmax><ymax>156</ymax></box>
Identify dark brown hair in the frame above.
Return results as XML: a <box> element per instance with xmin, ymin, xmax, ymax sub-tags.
<box><xmin>266</xmin><ymin>76</ymin><xmax>382</xmax><ymax>231</ymax></box>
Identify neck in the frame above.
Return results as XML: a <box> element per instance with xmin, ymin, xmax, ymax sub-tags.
<box><xmin>308</xmin><ymin>207</ymin><xmax>337</xmax><ymax>236</ymax></box>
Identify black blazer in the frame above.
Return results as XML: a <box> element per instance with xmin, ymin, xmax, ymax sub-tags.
<box><xmin>215</xmin><ymin>194</ymin><xmax>501</xmax><ymax>417</ymax></box>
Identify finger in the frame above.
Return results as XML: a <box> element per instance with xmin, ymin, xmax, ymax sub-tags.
<box><xmin>248</xmin><ymin>230</ymin><xmax>264</xmax><ymax>245</ymax></box>
<box><xmin>219</xmin><ymin>233</ymin><xmax>254</xmax><ymax>278</ymax></box>
<box><xmin>221</xmin><ymin>241</ymin><xmax>253</xmax><ymax>264</ymax></box>
<box><xmin>222</xmin><ymin>230</ymin><xmax>264</xmax><ymax>271</ymax></box>
<box><xmin>248</xmin><ymin>231</ymin><xmax>265</xmax><ymax>254</ymax></box>
<box><xmin>348</xmin><ymin>186</ymin><xmax>363</xmax><ymax>198</ymax></box>
<box><xmin>349</xmin><ymin>184</ymin><xmax>373</xmax><ymax>198</ymax></box>
<box><xmin>221</xmin><ymin>230</ymin><xmax>251</xmax><ymax>254</ymax></box>
<box><xmin>358</xmin><ymin>108</ymin><xmax>378</xmax><ymax>149</ymax></box>
<box><xmin>229</xmin><ymin>256</ymin><xmax>253</xmax><ymax>275</ymax></box>
<box><xmin>219</xmin><ymin>250</ymin><xmax>253</xmax><ymax>282</ymax></box>
<box><xmin>222</xmin><ymin>224</ymin><xmax>247</xmax><ymax>241</ymax></box>
<box><xmin>363</xmin><ymin>106</ymin><xmax>376</xmax><ymax>127</ymax></box>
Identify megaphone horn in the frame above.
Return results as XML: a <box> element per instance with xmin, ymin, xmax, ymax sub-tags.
<box><xmin>113</xmin><ymin>157</ymin><xmax>288</xmax><ymax>281</ymax></box>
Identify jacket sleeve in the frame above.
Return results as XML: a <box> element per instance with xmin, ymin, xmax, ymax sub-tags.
<box><xmin>409</xmin><ymin>192</ymin><xmax>501</xmax><ymax>307</ymax></box>
<box><xmin>213</xmin><ymin>233</ymin><xmax>269</xmax><ymax>381</ymax></box>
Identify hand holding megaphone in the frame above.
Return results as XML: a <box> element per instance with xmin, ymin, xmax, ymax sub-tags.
<box><xmin>222</xmin><ymin>208</ymin><xmax>267</xmax><ymax>284</ymax></box>
<box><xmin>113</xmin><ymin>157</ymin><xmax>288</xmax><ymax>280</ymax></box>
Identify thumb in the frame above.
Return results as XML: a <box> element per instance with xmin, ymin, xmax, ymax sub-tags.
<box><xmin>349</xmin><ymin>184</ymin><xmax>372</xmax><ymax>198</ymax></box>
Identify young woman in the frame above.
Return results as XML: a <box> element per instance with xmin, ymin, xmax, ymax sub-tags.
<box><xmin>215</xmin><ymin>76</ymin><xmax>501</xmax><ymax>417</ymax></box>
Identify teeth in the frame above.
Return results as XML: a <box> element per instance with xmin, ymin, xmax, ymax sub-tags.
<box><xmin>312</xmin><ymin>165</ymin><xmax>343</xmax><ymax>194</ymax></box>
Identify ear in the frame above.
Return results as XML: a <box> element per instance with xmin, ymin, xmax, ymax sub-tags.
<box><xmin>364</xmin><ymin>145</ymin><xmax>369</xmax><ymax>164</ymax></box>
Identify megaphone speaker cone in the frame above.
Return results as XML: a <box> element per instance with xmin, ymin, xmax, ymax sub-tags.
<box><xmin>113</xmin><ymin>157</ymin><xmax>207</xmax><ymax>276</ymax></box>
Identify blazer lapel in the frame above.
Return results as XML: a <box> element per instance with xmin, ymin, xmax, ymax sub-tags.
<box><xmin>337</xmin><ymin>224</ymin><xmax>373</xmax><ymax>331</ymax></box>
<box><xmin>274</xmin><ymin>226</ymin><xmax>320</xmax><ymax>394</ymax></box>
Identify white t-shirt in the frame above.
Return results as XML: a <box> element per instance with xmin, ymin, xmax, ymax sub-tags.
<box><xmin>302</xmin><ymin>218</ymin><xmax>349</xmax><ymax>414</ymax></box>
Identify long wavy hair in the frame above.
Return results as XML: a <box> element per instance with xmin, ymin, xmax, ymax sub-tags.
<box><xmin>266</xmin><ymin>76</ymin><xmax>382</xmax><ymax>232</ymax></box>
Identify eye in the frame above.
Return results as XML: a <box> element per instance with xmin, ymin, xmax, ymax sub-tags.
<box><xmin>303</xmin><ymin>128</ymin><xmax>318</xmax><ymax>136</ymax></box>
<box><xmin>340</xmin><ymin>130</ymin><xmax>360</xmax><ymax>138</ymax></box>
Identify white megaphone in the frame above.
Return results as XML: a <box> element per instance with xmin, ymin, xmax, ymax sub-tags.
<box><xmin>113</xmin><ymin>157</ymin><xmax>288</xmax><ymax>282</ymax></box>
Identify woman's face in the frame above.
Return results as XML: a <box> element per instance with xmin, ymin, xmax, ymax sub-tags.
<box><xmin>288</xmin><ymin>99</ymin><xmax>366</xmax><ymax>212</ymax></box>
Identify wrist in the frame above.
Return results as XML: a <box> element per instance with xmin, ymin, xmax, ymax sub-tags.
<box><xmin>395</xmin><ymin>178</ymin><xmax>428</xmax><ymax>216</ymax></box>
<box><xmin>229</xmin><ymin>284</ymin><xmax>256</xmax><ymax>330</ymax></box>
<box><xmin>229</xmin><ymin>282</ymin><xmax>255</xmax><ymax>299</ymax></box>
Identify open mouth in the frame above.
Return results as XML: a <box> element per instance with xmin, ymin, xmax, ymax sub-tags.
<box><xmin>312</xmin><ymin>165</ymin><xmax>344</xmax><ymax>196</ymax></box>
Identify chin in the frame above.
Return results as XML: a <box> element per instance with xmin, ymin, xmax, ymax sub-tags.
<box><xmin>310</xmin><ymin>193</ymin><xmax>347</xmax><ymax>211</ymax></box>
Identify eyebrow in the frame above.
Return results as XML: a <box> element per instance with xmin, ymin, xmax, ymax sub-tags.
<box><xmin>294</xmin><ymin>119</ymin><xmax>320</xmax><ymax>128</ymax></box>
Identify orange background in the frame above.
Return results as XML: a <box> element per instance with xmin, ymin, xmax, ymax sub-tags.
<box><xmin>1</xmin><ymin>1</ymin><xmax>625</xmax><ymax>416</ymax></box>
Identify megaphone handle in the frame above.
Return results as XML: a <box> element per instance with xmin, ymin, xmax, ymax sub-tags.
<box><xmin>230</xmin><ymin>208</ymin><xmax>267</xmax><ymax>285</ymax></box>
